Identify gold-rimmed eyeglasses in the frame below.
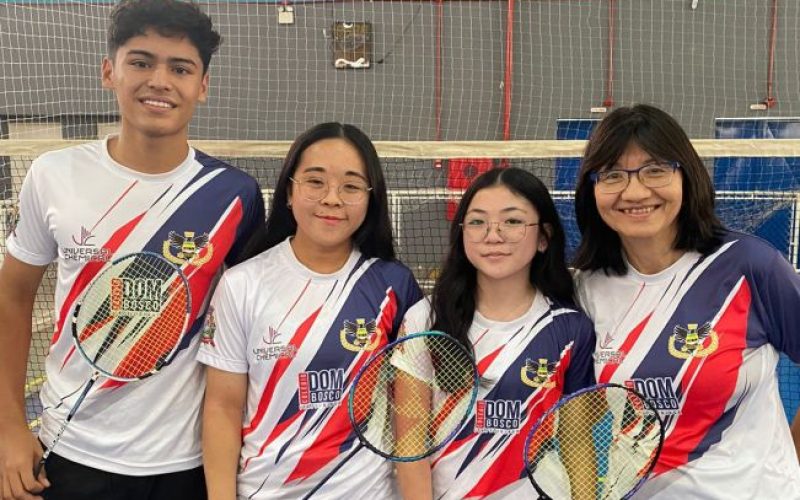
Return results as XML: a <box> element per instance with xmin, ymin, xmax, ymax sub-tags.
<box><xmin>459</xmin><ymin>220</ymin><xmax>539</xmax><ymax>243</ymax></box>
<box><xmin>290</xmin><ymin>176</ymin><xmax>372</xmax><ymax>205</ymax></box>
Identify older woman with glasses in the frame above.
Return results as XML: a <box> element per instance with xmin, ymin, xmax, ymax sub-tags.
<box><xmin>396</xmin><ymin>167</ymin><xmax>596</xmax><ymax>500</ymax></box>
<box><xmin>574</xmin><ymin>104</ymin><xmax>800</xmax><ymax>498</ymax></box>
<box><xmin>197</xmin><ymin>122</ymin><xmax>422</xmax><ymax>499</ymax></box>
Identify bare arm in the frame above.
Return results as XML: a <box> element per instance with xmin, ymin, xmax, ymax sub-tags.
<box><xmin>393</xmin><ymin>369</ymin><xmax>434</xmax><ymax>500</ymax></box>
<box><xmin>0</xmin><ymin>255</ymin><xmax>49</xmax><ymax>500</ymax></box>
<box><xmin>396</xmin><ymin>460</ymin><xmax>433</xmax><ymax>500</ymax></box>
<box><xmin>202</xmin><ymin>367</ymin><xmax>247</xmax><ymax>500</ymax></box>
<box><xmin>792</xmin><ymin>408</ymin><xmax>800</xmax><ymax>464</ymax></box>
<box><xmin>559</xmin><ymin>395</ymin><xmax>599</xmax><ymax>500</ymax></box>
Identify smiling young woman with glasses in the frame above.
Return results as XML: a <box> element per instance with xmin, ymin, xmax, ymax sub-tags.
<box><xmin>396</xmin><ymin>167</ymin><xmax>596</xmax><ymax>500</ymax></box>
<box><xmin>199</xmin><ymin>122</ymin><xmax>423</xmax><ymax>500</ymax></box>
<box><xmin>573</xmin><ymin>104</ymin><xmax>800</xmax><ymax>498</ymax></box>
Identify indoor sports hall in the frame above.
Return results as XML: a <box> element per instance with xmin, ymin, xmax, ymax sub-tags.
<box><xmin>1</xmin><ymin>0</ymin><xmax>798</xmax><ymax>489</ymax></box>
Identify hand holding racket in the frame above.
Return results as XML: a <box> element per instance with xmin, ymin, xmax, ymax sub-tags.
<box><xmin>523</xmin><ymin>383</ymin><xmax>664</xmax><ymax>500</ymax></box>
<box><xmin>302</xmin><ymin>331</ymin><xmax>479</xmax><ymax>499</ymax></box>
<box><xmin>36</xmin><ymin>252</ymin><xmax>192</xmax><ymax>475</ymax></box>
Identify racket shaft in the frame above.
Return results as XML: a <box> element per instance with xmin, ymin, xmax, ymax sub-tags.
<box><xmin>35</xmin><ymin>375</ymin><xmax>98</xmax><ymax>476</ymax></box>
<box><xmin>301</xmin><ymin>443</ymin><xmax>363</xmax><ymax>500</ymax></box>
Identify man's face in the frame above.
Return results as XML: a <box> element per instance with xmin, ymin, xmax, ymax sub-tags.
<box><xmin>102</xmin><ymin>29</ymin><xmax>208</xmax><ymax>140</ymax></box>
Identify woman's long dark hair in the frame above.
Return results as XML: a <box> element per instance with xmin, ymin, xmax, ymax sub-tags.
<box><xmin>430</xmin><ymin>167</ymin><xmax>575</xmax><ymax>352</ymax></box>
<box><xmin>240</xmin><ymin>122</ymin><xmax>395</xmax><ymax>261</ymax></box>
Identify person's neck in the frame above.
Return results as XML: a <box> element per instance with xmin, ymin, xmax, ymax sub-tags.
<box><xmin>290</xmin><ymin>237</ymin><xmax>353</xmax><ymax>275</ymax></box>
<box><xmin>622</xmin><ymin>239</ymin><xmax>685</xmax><ymax>275</ymax></box>
<box><xmin>107</xmin><ymin>128</ymin><xmax>190</xmax><ymax>175</ymax></box>
<box><xmin>475</xmin><ymin>274</ymin><xmax>536</xmax><ymax>323</ymax></box>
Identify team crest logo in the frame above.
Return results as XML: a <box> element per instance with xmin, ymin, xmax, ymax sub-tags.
<box><xmin>162</xmin><ymin>231</ymin><xmax>213</xmax><ymax>266</ymax></box>
<box><xmin>668</xmin><ymin>322</ymin><xmax>718</xmax><ymax>359</ymax></box>
<box><xmin>340</xmin><ymin>318</ymin><xmax>382</xmax><ymax>352</ymax></box>
<box><xmin>201</xmin><ymin>307</ymin><xmax>217</xmax><ymax>347</ymax></box>
<box><xmin>520</xmin><ymin>358</ymin><xmax>556</xmax><ymax>388</ymax></box>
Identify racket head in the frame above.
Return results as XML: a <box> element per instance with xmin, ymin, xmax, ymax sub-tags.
<box><xmin>348</xmin><ymin>331</ymin><xmax>478</xmax><ymax>462</ymax></box>
<box><xmin>523</xmin><ymin>382</ymin><xmax>665</xmax><ymax>500</ymax></box>
<box><xmin>71</xmin><ymin>251</ymin><xmax>192</xmax><ymax>382</ymax></box>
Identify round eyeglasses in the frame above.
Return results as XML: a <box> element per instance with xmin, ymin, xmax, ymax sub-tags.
<box><xmin>290</xmin><ymin>176</ymin><xmax>372</xmax><ymax>205</ymax></box>
<box><xmin>591</xmin><ymin>161</ymin><xmax>681</xmax><ymax>194</ymax></box>
<box><xmin>459</xmin><ymin>220</ymin><xmax>539</xmax><ymax>243</ymax></box>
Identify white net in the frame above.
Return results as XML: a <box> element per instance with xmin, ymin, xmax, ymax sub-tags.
<box><xmin>1</xmin><ymin>0</ymin><xmax>799</xmax><ymax>431</ymax></box>
<box><xmin>2</xmin><ymin>1</ymin><xmax>800</xmax><ymax>141</ymax></box>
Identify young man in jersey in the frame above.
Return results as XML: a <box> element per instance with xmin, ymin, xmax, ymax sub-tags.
<box><xmin>0</xmin><ymin>1</ymin><xmax>264</xmax><ymax>499</ymax></box>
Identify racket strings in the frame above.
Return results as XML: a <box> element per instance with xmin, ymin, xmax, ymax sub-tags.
<box><xmin>351</xmin><ymin>335</ymin><xmax>477</xmax><ymax>460</ymax></box>
<box><xmin>74</xmin><ymin>253</ymin><xmax>190</xmax><ymax>380</ymax></box>
<box><xmin>525</xmin><ymin>386</ymin><xmax>663</xmax><ymax>500</ymax></box>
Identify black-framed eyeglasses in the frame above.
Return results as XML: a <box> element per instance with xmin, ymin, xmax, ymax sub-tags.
<box><xmin>459</xmin><ymin>220</ymin><xmax>539</xmax><ymax>243</ymax></box>
<box><xmin>591</xmin><ymin>161</ymin><xmax>681</xmax><ymax>194</ymax></box>
<box><xmin>290</xmin><ymin>176</ymin><xmax>372</xmax><ymax>205</ymax></box>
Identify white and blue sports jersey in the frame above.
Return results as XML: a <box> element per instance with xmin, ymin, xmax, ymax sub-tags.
<box><xmin>400</xmin><ymin>294</ymin><xmax>595</xmax><ymax>499</ymax></box>
<box><xmin>7</xmin><ymin>138</ymin><xmax>264</xmax><ymax>475</ymax></box>
<box><xmin>197</xmin><ymin>238</ymin><xmax>423</xmax><ymax>500</ymax></box>
<box><xmin>577</xmin><ymin>231</ymin><xmax>800</xmax><ymax>498</ymax></box>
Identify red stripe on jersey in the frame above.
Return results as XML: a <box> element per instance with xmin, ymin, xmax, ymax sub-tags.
<box><xmin>654</xmin><ymin>280</ymin><xmax>750</xmax><ymax>474</ymax></box>
<box><xmin>59</xmin><ymin>314</ymin><xmax>116</xmax><ymax>373</ymax></box>
<box><xmin>432</xmin><ymin>434</ymin><xmax>474</xmax><ymax>468</ymax></box>
<box><xmin>431</xmin><ymin>340</ymin><xmax>503</xmax><ymax>466</ymax></box>
<box><xmin>285</xmin><ymin>289</ymin><xmax>399</xmax><ymax>483</ymax></box>
<box><xmin>464</xmin><ymin>347</ymin><xmax>571</xmax><ymax>498</ymax></box>
<box><xmin>472</xmin><ymin>328</ymin><xmax>490</xmax><ymax>347</ymax></box>
<box><xmin>430</xmin><ymin>385</ymin><xmax>472</xmax><ymax>441</ymax></box>
<box><xmin>598</xmin><ymin>312</ymin><xmax>653</xmax><ymax>383</ymax></box>
<box><xmin>477</xmin><ymin>346</ymin><xmax>502</xmax><ymax>376</ymax></box>
<box><xmin>520</xmin><ymin>390</ymin><xmax>562</xmax><ymax>477</ymax></box>
<box><xmin>182</xmin><ymin>198</ymin><xmax>243</xmax><ymax>326</ymax></box>
<box><xmin>242</xmin><ymin>306</ymin><xmax>322</xmax><ymax>438</ymax></box>
<box><xmin>95</xmin><ymin>200</ymin><xmax>244</xmax><ymax>391</ymax></box>
<box><xmin>60</xmin><ymin>346</ymin><xmax>77</xmax><ymax>372</ymax></box>
<box><xmin>53</xmin><ymin>212</ymin><xmax>146</xmax><ymax>346</ymax></box>
<box><xmin>242</xmin><ymin>411</ymin><xmax>304</xmax><ymax>472</ymax></box>
<box><xmin>89</xmin><ymin>180</ymin><xmax>139</xmax><ymax>234</ymax></box>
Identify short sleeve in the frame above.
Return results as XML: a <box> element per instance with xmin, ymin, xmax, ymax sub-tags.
<box><xmin>6</xmin><ymin>159</ymin><xmax>58</xmax><ymax>265</ymax></box>
<box><xmin>225</xmin><ymin>177</ymin><xmax>266</xmax><ymax>267</ymax></box>
<box><xmin>390</xmin><ymin>266</ymin><xmax>424</xmax><ymax>339</ymax></box>
<box><xmin>392</xmin><ymin>298</ymin><xmax>433</xmax><ymax>380</ymax></box>
<box><xmin>755</xmin><ymin>251</ymin><xmax>800</xmax><ymax>363</ymax></box>
<box><xmin>390</xmin><ymin>332</ymin><xmax>435</xmax><ymax>383</ymax></box>
<box><xmin>399</xmin><ymin>296</ymin><xmax>431</xmax><ymax>336</ymax></box>
<box><xmin>197</xmin><ymin>273</ymin><xmax>250</xmax><ymax>373</ymax></box>
<box><xmin>563</xmin><ymin>313</ymin><xmax>597</xmax><ymax>394</ymax></box>
<box><xmin>572</xmin><ymin>269</ymin><xmax>597</xmax><ymax>321</ymax></box>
